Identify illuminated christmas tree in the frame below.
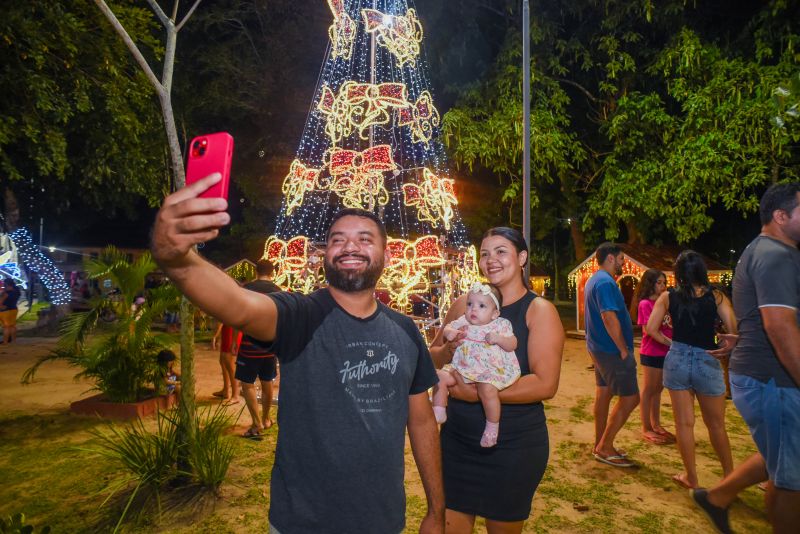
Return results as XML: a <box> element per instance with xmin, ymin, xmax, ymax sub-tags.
<box><xmin>264</xmin><ymin>0</ymin><xmax>480</xmax><ymax>315</ymax></box>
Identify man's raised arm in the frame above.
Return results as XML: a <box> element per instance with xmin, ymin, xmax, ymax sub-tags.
<box><xmin>151</xmin><ymin>173</ymin><xmax>277</xmax><ymax>341</ymax></box>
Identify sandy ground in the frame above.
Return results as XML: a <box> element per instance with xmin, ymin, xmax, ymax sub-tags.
<box><xmin>0</xmin><ymin>330</ymin><xmax>771</xmax><ymax>532</ymax></box>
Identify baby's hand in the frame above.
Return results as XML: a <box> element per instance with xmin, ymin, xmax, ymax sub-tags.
<box><xmin>484</xmin><ymin>332</ymin><xmax>497</xmax><ymax>345</ymax></box>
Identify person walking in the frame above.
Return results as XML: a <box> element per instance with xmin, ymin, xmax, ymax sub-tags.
<box><xmin>430</xmin><ymin>226</ymin><xmax>563</xmax><ymax>533</ymax></box>
<box><xmin>150</xmin><ymin>172</ymin><xmax>444</xmax><ymax>534</ymax></box>
<box><xmin>691</xmin><ymin>182</ymin><xmax>800</xmax><ymax>534</ymax></box>
<box><xmin>211</xmin><ymin>321</ymin><xmax>242</xmax><ymax>405</ymax></box>
<box><xmin>646</xmin><ymin>250</ymin><xmax>737</xmax><ymax>489</ymax></box>
<box><xmin>584</xmin><ymin>243</ymin><xmax>639</xmax><ymax>467</ymax></box>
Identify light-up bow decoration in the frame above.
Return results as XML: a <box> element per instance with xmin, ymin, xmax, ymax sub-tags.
<box><xmin>398</xmin><ymin>90</ymin><xmax>440</xmax><ymax>144</ymax></box>
<box><xmin>361</xmin><ymin>8</ymin><xmax>424</xmax><ymax>67</ymax></box>
<box><xmin>327</xmin><ymin>0</ymin><xmax>356</xmax><ymax>60</ymax></box>
<box><xmin>318</xmin><ymin>81</ymin><xmax>408</xmax><ymax>144</ymax></box>
<box><xmin>380</xmin><ymin>235</ymin><xmax>445</xmax><ymax>311</ymax></box>
<box><xmin>325</xmin><ymin>145</ymin><xmax>396</xmax><ymax>210</ymax></box>
<box><xmin>264</xmin><ymin>235</ymin><xmax>311</xmax><ymax>291</ymax></box>
<box><xmin>281</xmin><ymin>159</ymin><xmax>322</xmax><ymax>215</ymax></box>
<box><xmin>402</xmin><ymin>168</ymin><xmax>458</xmax><ymax>230</ymax></box>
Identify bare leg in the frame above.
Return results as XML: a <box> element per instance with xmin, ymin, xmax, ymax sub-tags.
<box><xmin>707</xmin><ymin>453</ymin><xmax>768</xmax><ymax>508</ymax></box>
<box><xmin>594</xmin><ymin>385</ymin><xmax>613</xmax><ymax>451</ymax></box>
<box><xmin>697</xmin><ymin>393</ymin><xmax>734</xmax><ymax>477</ymax></box>
<box><xmin>477</xmin><ymin>383</ymin><xmax>501</xmax><ymax>447</ymax></box>
<box><xmin>767</xmin><ymin>484</ymin><xmax>800</xmax><ymax>534</ymax></box>
<box><xmin>596</xmin><ymin>394</ymin><xmax>639</xmax><ymax>457</ymax></box>
<box><xmin>240</xmin><ymin>382</ymin><xmax>262</xmax><ymax>432</ymax></box>
<box><xmin>433</xmin><ymin>369</ymin><xmax>457</xmax><ymax>407</ymax></box>
<box><xmin>485</xmin><ymin>518</ymin><xmax>525</xmax><ymax>534</ymax></box>
<box><xmin>445</xmin><ymin>509</ymin><xmax>475</xmax><ymax>534</ymax></box>
<box><xmin>219</xmin><ymin>351</ymin><xmax>232</xmax><ymax>398</ymax></box>
<box><xmin>260</xmin><ymin>379</ymin><xmax>274</xmax><ymax>429</ymax></box>
<box><xmin>669</xmin><ymin>388</ymin><xmax>699</xmax><ymax>488</ymax></box>
<box><xmin>477</xmin><ymin>382</ymin><xmax>501</xmax><ymax>423</ymax></box>
<box><xmin>640</xmin><ymin>365</ymin><xmax>663</xmax><ymax>441</ymax></box>
<box><xmin>223</xmin><ymin>354</ymin><xmax>240</xmax><ymax>402</ymax></box>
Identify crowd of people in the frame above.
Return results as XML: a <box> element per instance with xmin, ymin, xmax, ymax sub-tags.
<box><xmin>149</xmin><ymin>172</ymin><xmax>799</xmax><ymax>534</ymax></box>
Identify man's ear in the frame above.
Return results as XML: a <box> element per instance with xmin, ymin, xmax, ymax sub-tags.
<box><xmin>384</xmin><ymin>246</ymin><xmax>392</xmax><ymax>267</ymax></box>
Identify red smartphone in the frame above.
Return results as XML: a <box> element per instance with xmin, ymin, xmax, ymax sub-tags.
<box><xmin>185</xmin><ymin>132</ymin><xmax>234</xmax><ymax>199</ymax></box>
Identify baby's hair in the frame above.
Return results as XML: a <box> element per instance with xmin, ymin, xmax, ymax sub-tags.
<box><xmin>469</xmin><ymin>283</ymin><xmax>503</xmax><ymax>310</ymax></box>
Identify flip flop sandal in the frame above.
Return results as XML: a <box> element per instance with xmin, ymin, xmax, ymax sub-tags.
<box><xmin>242</xmin><ymin>427</ymin><xmax>263</xmax><ymax>440</ymax></box>
<box><xmin>655</xmin><ymin>428</ymin><xmax>677</xmax><ymax>442</ymax></box>
<box><xmin>593</xmin><ymin>452</ymin><xmax>634</xmax><ymax>468</ymax></box>
<box><xmin>643</xmin><ymin>432</ymin><xmax>670</xmax><ymax>445</ymax></box>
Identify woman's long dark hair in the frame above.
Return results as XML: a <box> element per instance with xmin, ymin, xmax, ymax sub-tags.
<box><xmin>630</xmin><ymin>268</ymin><xmax>664</xmax><ymax>321</ymax></box>
<box><xmin>481</xmin><ymin>227</ymin><xmax>529</xmax><ymax>289</ymax></box>
<box><xmin>674</xmin><ymin>250</ymin><xmax>710</xmax><ymax>300</ymax></box>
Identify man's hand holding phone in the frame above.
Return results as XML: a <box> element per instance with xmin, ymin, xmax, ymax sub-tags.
<box><xmin>152</xmin><ymin>173</ymin><xmax>230</xmax><ymax>269</ymax></box>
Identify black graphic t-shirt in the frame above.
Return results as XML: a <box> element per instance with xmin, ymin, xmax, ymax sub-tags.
<box><xmin>264</xmin><ymin>288</ymin><xmax>437</xmax><ymax>534</ymax></box>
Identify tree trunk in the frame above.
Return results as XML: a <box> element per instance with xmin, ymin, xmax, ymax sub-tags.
<box><xmin>625</xmin><ymin>219</ymin><xmax>643</xmax><ymax>245</ymax></box>
<box><xmin>569</xmin><ymin>218</ymin><xmax>586</xmax><ymax>261</ymax></box>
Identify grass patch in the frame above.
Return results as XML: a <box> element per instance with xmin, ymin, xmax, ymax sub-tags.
<box><xmin>569</xmin><ymin>395</ymin><xmax>594</xmax><ymax>423</ymax></box>
<box><xmin>17</xmin><ymin>302</ymin><xmax>50</xmax><ymax>323</ymax></box>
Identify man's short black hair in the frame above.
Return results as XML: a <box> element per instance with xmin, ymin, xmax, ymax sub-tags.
<box><xmin>327</xmin><ymin>208</ymin><xmax>388</xmax><ymax>244</ymax></box>
<box><xmin>760</xmin><ymin>182</ymin><xmax>800</xmax><ymax>225</ymax></box>
<box><xmin>595</xmin><ymin>242</ymin><xmax>622</xmax><ymax>265</ymax></box>
<box><xmin>157</xmin><ymin>349</ymin><xmax>176</xmax><ymax>363</ymax></box>
<box><xmin>256</xmin><ymin>259</ymin><xmax>274</xmax><ymax>277</ymax></box>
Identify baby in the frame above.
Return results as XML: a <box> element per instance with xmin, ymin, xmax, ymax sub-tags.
<box><xmin>433</xmin><ymin>282</ymin><xmax>520</xmax><ymax>447</ymax></box>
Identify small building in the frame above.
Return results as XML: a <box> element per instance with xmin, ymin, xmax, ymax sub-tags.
<box><xmin>224</xmin><ymin>259</ymin><xmax>257</xmax><ymax>282</ymax></box>
<box><xmin>567</xmin><ymin>244</ymin><xmax>732</xmax><ymax>333</ymax></box>
<box><xmin>529</xmin><ymin>264</ymin><xmax>551</xmax><ymax>298</ymax></box>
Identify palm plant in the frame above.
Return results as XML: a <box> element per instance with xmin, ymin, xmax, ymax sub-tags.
<box><xmin>23</xmin><ymin>246</ymin><xmax>180</xmax><ymax>402</ymax></box>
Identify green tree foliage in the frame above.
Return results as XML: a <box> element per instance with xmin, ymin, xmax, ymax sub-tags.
<box><xmin>443</xmin><ymin>0</ymin><xmax>800</xmax><ymax>246</ymax></box>
<box><xmin>0</xmin><ymin>1</ymin><xmax>168</xmax><ymax>221</ymax></box>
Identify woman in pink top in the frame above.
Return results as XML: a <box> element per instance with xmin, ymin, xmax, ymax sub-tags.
<box><xmin>633</xmin><ymin>269</ymin><xmax>675</xmax><ymax>445</ymax></box>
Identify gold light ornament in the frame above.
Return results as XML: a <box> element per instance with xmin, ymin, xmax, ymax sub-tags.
<box><xmin>361</xmin><ymin>8</ymin><xmax>423</xmax><ymax>66</ymax></box>
<box><xmin>327</xmin><ymin>0</ymin><xmax>356</xmax><ymax>60</ymax></box>
<box><xmin>281</xmin><ymin>159</ymin><xmax>322</xmax><ymax>215</ymax></box>
<box><xmin>380</xmin><ymin>235</ymin><xmax>445</xmax><ymax>311</ymax></box>
<box><xmin>324</xmin><ymin>145</ymin><xmax>396</xmax><ymax>210</ymax></box>
<box><xmin>398</xmin><ymin>91</ymin><xmax>440</xmax><ymax>144</ymax></box>
<box><xmin>318</xmin><ymin>81</ymin><xmax>408</xmax><ymax>143</ymax></box>
<box><xmin>402</xmin><ymin>168</ymin><xmax>458</xmax><ymax>230</ymax></box>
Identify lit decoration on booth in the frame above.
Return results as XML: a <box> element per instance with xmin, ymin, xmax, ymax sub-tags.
<box><xmin>362</xmin><ymin>8</ymin><xmax>423</xmax><ymax>67</ymax></box>
<box><xmin>224</xmin><ymin>260</ymin><xmax>256</xmax><ymax>283</ymax></box>
<box><xmin>325</xmin><ymin>145</ymin><xmax>395</xmax><ymax>210</ymax></box>
<box><xmin>402</xmin><ymin>168</ymin><xmax>457</xmax><ymax>230</ymax></box>
<box><xmin>398</xmin><ymin>91</ymin><xmax>440</xmax><ymax>144</ymax></box>
<box><xmin>282</xmin><ymin>159</ymin><xmax>322</xmax><ymax>215</ymax></box>
<box><xmin>327</xmin><ymin>0</ymin><xmax>356</xmax><ymax>60</ymax></box>
<box><xmin>264</xmin><ymin>235</ymin><xmax>311</xmax><ymax>291</ymax></box>
<box><xmin>317</xmin><ymin>82</ymin><xmax>408</xmax><ymax>143</ymax></box>
<box><xmin>380</xmin><ymin>235</ymin><xmax>445</xmax><ymax>311</ymax></box>
<box><xmin>7</xmin><ymin>227</ymin><xmax>70</xmax><ymax>305</ymax></box>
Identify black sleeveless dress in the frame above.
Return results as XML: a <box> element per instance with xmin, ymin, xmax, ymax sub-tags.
<box><xmin>440</xmin><ymin>291</ymin><xmax>550</xmax><ymax>521</ymax></box>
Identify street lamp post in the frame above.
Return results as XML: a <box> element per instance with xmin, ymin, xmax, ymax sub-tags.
<box><xmin>522</xmin><ymin>0</ymin><xmax>531</xmax><ymax>279</ymax></box>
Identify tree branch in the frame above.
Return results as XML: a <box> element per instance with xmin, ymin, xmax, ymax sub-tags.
<box><xmin>93</xmin><ymin>0</ymin><xmax>163</xmax><ymax>94</ymax></box>
<box><xmin>177</xmin><ymin>0</ymin><xmax>203</xmax><ymax>32</ymax></box>
<box><xmin>555</xmin><ymin>77</ymin><xmax>600</xmax><ymax>103</ymax></box>
<box><xmin>144</xmin><ymin>0</ymin><xmax>170</xmax><ymax>27</ymax></box>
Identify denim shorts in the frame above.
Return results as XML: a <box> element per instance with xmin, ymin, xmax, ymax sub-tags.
<box><xmin>662</xmin><ymin>341</ymin><xmax>726</xmax><ymax>396</ymax></box>
<box><xmin>731</xmin><ymin>373</ymin><xmax>800</xmax><ymax>491</ymax></box>
<box><xmin>590</xmin><ymin>350</ymin><xmax>639</xmax><ymax>397</ymax></box>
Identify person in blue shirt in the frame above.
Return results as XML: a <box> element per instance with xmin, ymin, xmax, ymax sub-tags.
<box><xmin>584</xmin><ymin>243</ymin><xmax>639</xmax><ymax>468</ymax></box>
<box><xmin>0</xmin><ymin>278</ymin><xmax>21</xmax><ymax>344</ymax></box>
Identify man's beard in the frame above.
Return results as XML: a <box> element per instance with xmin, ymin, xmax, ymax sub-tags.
<box><xmin>324</xmin><ymin>254</ymin><xmax>384</xmax><ymax>292</ymax></box>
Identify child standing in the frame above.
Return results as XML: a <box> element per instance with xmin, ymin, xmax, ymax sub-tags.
<box><xmin>432</xmin><ymin>282</ymin><xmax>519</xmax><ymax>447</ymax></box>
